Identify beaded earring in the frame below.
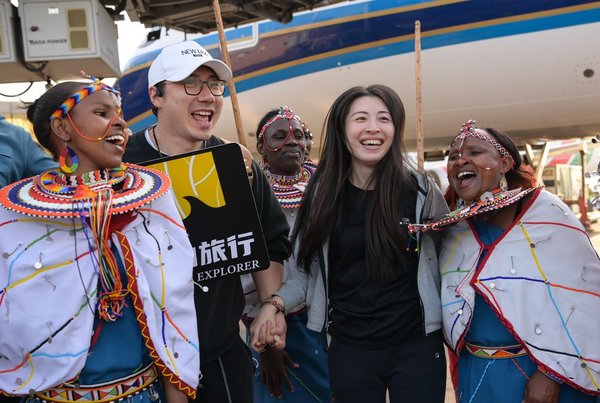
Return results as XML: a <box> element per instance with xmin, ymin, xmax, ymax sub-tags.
<box><xmin>59</xmin><ymin>145</ymin><xmax>79</xmax><ymax>174</ymax></box>
<box><xmin>499</xmin><ymin>173</ymin><xmax>508</xmax><ymax>192</ymax></box>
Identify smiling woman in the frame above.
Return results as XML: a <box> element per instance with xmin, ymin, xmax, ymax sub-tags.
<box><xmin>0</xmin><ymin>80</ymin><xmax>200</xmax><ymax>403</ymax></box>
<box><xmin>241</xmin><ymin>106</ymin><xmax>330</xmax><ymax>402</ymax></box>
<box><xmin>47</xmin><ymin>83</ymin><xmax>126</xmax><ymax>173</ymax></box>
<box><xmin>250</xmin><ymin>85</ymin><xmax>450</xmax><ymax>403</ymax></box>
<box><xmin>425</xmin><ymin>120</ymin><xmax>600</xmax><ymax>403</ymax></box>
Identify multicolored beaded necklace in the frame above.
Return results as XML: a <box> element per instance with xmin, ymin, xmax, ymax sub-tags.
<box><xmin>408</xmin><ymin>186</ymin><xmax>540</xmax><ymax>233</ymax></box>
<box><xmin>1</xmin><ymin>164</ymin><xmax>168</xmax><ymax>218</ymax></box>
<box><xmin>39</xmin><ymin>165</ymin><xmax>128</xmax><ymax>199</ymax></box>
<box><xmin>259</xmin><ymin>159</ymin><xmax>317</xmax><ymax>209</ymax></box>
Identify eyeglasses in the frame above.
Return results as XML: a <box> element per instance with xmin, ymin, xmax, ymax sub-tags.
<box><xmin>180</xmin><ymin>77</ymin><xmax>227</xmax><ymax>96</ymax></box>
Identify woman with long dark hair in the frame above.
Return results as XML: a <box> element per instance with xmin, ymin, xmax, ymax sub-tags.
<box><xmin>251</xmin><ymin>85</ymin><xmax>449</xmax><ymax>402</ymax></box>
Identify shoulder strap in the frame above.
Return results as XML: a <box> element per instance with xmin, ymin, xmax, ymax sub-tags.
<box><xmin>412</xmin><ymin>171</ymin><xmax>429</xmax><ymax>196</ymax></box>
<box><xmin>317</xmin><ymin>247</ymin><xmax>328</xmax><ymax>332</ymax></box>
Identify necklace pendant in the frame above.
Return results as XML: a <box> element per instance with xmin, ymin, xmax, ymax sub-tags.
<box><xmin>480</xmin><ymin>191</ymin><xmax>494</xmax><ymax>202</ymax></box>
<box><xmin>73</xmin><ymin>184</ymin><xmax>95</xmax><ymax>200</ymax></box>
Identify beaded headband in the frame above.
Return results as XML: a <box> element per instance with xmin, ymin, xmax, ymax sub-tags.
<box><xmin>257</xmin><ymin>106</ymin><xmax>305</xmax><ymax>142</ymax></box>
<box><xmin>451</xmin><ymin>119</ymin><xmax>513</xmax><ymax>160</ymax></box>
<box><xmin>49</xmin><ymin>78</ymin><xmax>121</xmax><ymax>122</ymax></box>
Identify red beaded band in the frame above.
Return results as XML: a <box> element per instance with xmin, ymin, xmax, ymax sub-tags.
<box><xmin>261</xmin><ymin>296</ymin><xmax>285</xmax><ymax>315</ymax></box>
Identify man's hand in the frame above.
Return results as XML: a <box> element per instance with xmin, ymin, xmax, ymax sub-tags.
<box><xmin>523</xmin><ymin>370</ymin><xmax>560</xmax><ymax>403</ymax></box>
<box><xmin>272</xmin><ymin>311</ymin><xmax>287</xmax><ymax>348</ymax></box>
<box><xmin>250</xmin><ymin>305</ymin><xmax>287</xmax><ymax>352</ymax></box>
<box><xmin>259</xmin><ymin>349</ymin><xmax>299</xmax><ymax>399</ymax></box>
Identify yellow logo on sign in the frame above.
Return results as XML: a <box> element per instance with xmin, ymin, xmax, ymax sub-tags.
<box><xmin>149</xmin><ymin>152</ymin><xmax>225</xmax><ymax>219</ymax></box>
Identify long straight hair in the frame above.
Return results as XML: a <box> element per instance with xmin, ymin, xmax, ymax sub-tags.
<box><xmin>292</xmin><ymin>85</ymin><xmax>417</xmax><ymax>280</ymax></box>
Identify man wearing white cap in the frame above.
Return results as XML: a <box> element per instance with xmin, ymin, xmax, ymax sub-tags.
<box><xmin>123</xmin><ymin>40</ymin><xmax>290</xmax><ymax>403</ymax></box>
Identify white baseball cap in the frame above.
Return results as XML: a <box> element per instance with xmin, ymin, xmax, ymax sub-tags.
<box><xmin>147</xmin><ymin>41</ymin><xmax>233</xmax><ymax>88</ymax></box>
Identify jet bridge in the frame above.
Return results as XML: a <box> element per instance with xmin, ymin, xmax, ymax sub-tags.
<box><xmin>118</xmin><ymin>0</ymin><xmax>346</xmax><ymax>33</ymax></box>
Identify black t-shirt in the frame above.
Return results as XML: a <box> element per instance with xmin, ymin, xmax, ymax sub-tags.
<box><xmin>328</xmin><ymin>181</ymin><xmax>423</xmax><ymax>348</ymax></box>
<box><xmin>123</xmin><ymin>130</ymin><xmax>291</xmax><ymax>364</ymax></box>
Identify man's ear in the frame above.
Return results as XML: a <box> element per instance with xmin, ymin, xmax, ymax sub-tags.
<box><xmin>50</xmin><ymin>118</ymin><xmax>71</xmax><ymax>143</ymax></box>
<box><xmin>149</xmin><ymin>86</ymin><xmax>163</xmax><ymax>108</ymax></box>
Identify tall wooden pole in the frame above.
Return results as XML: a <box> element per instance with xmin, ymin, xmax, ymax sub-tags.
<box><xmin>580</xmin><ymin>140</ymin><xmax>589</xmax><ymax>227</ymax></box>
<box><xmin>212</xmin><ymin>0</ymin><xmax>247</xmax><ymax>147</ymax></box>
<box><xmin>415</xmin><ymin>20</ymin><xmax>424</xmax><ymax>171</ymax></box>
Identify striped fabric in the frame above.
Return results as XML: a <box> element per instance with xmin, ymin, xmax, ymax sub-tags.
<box><xmin>465</xmin><ymin>342</ymin><xmax>527</xmax><ymax>359</ymax></box>
<box><xmin>35</xmin><ymin>364</ymin><xmax>159</xmax><ymax>402</ymax></box>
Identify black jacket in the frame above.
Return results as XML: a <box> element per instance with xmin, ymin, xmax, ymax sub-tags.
<box><xmin>123</xmin><ymin>130</ymin><xmax>290</xmax><ymax>364</ymax></box>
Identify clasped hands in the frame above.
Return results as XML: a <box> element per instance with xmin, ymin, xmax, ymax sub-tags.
<box><xmin>249</xmin><ymin>301</ymin><xmax>288</xmax><ymax>352</ymax></box>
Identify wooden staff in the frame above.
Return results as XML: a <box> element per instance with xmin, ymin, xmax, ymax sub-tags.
<box><xmin>415</xmin><ymin>20</ymin><xmax>424</xmax><ymax>170</ymax></box>
<box><xmin>579</xmin><ymin>140</ymin><xmax>589</xmax><ymax>226</ymax></box>
<box><xmin>212</xmin><ymin>0</ymin><xmax>247</xmax><ymax>147</ymax></box>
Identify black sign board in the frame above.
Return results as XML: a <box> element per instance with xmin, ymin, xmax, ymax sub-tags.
<box><xmin>142</xmin><ymin>143</ymin><xmax>269</xmax><ymax>282</ymax></box>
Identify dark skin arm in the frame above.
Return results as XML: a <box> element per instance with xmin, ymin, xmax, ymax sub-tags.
<box><xmin>259</xmin><ymin>348</ymin><xmax>300</xmax><ymax>399</ymax></box>
<box><xmin>163</xmin><ymin>378</ymin><xmax>188</xmax><ymax>403</ymax></box>
<box><xmin>523</xmin><ymin>371</ymin><xmax>560</xmax><ymax>403</ymax></box>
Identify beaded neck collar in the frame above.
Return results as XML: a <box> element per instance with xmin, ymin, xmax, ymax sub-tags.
<box><xmin>260</xmin><ymin>159</ymin><xmax>316</xmax><ymax>186</ymax></box>
<box><xmin>0</xmin><ymin>164</ymin><xmax>170</xmax><ymax>218</ymax></box>
<box><xmin>42</xmin><ymin>165</ymin><xmax>127</xmax><ymax>197</ymax></box>
<box><xmin>408</xmin><ymin>186</ymin><xmax>540</xmax><ymax>233</ymax></box>
<box><xmin>259</xmin><ymin>159</ymin><xmax>317</xmax><ymax>209</ymax></box>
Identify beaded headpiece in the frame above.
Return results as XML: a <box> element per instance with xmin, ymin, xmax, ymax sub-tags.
<box><xmin>49</xmin><ymin>74</ymin><xmax>120</xmax><ymax>121</ymax></box>
<box><xmin>451</xmin><ymin>119</ymin><xmax>513</xmax><ymax>161</ymax></box>
<box><xmin>257</xmin><ymin>106</ymin><xmax>306</xmax><ymax>142</ymax></box>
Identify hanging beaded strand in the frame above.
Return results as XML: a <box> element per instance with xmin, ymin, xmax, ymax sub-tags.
<box><xmin>89</xmin><ymin>188</ymin><xmax>126</xmax><ymax>321</ymax></box>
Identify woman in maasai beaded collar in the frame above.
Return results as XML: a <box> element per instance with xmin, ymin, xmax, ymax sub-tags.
<box><xmin>256</xmin><ymin>106</ymin><xmax>318</xmax><ymax>208</ymax></box>
<box><xmin>436</xmin><ymin>120</ymin><xmax>600</xmax><ymax>402</ymax></box>
<box><xmin>0</xmin><ymin>81</ymin><xmax>199</xmax><ymax>402</ymax></box>
<box><xmin>240</xmin><ymin>106</ymin><xmax>330</xmax><ymax>402</ymax></box>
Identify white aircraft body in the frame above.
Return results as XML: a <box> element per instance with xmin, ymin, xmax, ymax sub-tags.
<box><xmin>116</xmin><ymin>0</ymin><xmax>600</xmax><ymax>155</ymax></box>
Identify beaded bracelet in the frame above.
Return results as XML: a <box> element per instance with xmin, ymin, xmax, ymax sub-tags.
<box><xmin>538</xmin><ymin>366</ymin><xmax>564</xmax><ymax>384</ymax></box>
<box><xmin>261</xmin><ymin>296</ymin><xmax>285</xmax><ymax>315</ymax></box>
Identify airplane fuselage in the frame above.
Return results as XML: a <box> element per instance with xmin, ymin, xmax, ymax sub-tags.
<box><xmin>116</xmin><ymin>0</ymin><xmax>600</xmax><ymax>155</ymax></box>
